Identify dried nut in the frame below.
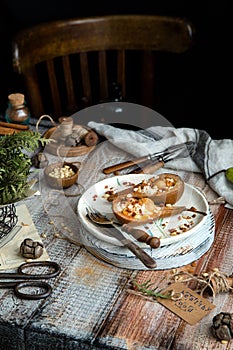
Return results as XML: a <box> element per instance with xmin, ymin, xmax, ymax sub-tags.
<box><xmin>211</xmin><ymin>312</ymin><xmax>233</xmax><ymax>341</ymax></box>
<box><xmin>20</xmin><ymin>238</ymin><xmax>44</xmax><ymax>259</ymax></box>
<box><xmin>48</xmin><ymin>165</ymin><xmax>75</xmax><ymax>179</ymax></box>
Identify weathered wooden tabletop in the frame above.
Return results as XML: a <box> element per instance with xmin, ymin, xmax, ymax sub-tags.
<box><xmin>0</xmin><ymin>124</ymin><xmax>232</xmax><ymax>350</ymax></box>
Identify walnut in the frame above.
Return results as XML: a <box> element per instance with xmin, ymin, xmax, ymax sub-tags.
<box><xmin>211</xmin><ymin>312</ymin><xmax>233</xmax><ymax>341</ymax></box>
<box><xmin>20</xmin><ymin>238</ymin><xmax>44</xmax><ymax>259</ymax></box>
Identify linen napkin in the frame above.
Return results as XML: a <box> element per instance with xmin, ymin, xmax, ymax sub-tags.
<box><xmin>88</xmin><ymin>121</ymin><xmax>233</xmax><ymax>207</ymax></box>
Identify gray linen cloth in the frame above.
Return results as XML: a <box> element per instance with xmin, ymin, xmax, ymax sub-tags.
<box><xmin>88</xmin><ymin>122</ymin><xmax>233</xmax><ymax>207</ymax></box>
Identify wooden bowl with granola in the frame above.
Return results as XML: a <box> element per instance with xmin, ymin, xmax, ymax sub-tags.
<box><xmin>44</xmin><ymin>161</ymin><xmax>81</xmax><ymax>189</ymax></box>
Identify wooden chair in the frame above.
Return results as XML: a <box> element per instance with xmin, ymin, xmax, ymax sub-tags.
<box><xmin>11</xmin><ymin>14</ymin><xmax>195</xmax><ymax>120</ymax></box>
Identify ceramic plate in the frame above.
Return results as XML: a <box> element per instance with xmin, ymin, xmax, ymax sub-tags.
<box><xmin>80</xmin><ymin>209</ymin><xmax>215</xmax><ymax>270</ymax></box>
<box><xmin>77</xmin><ymin>174</ymin><xmax>209</xmax><ymax>247</ymax></box>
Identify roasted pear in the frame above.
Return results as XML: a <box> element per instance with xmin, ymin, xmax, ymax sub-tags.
<box><xmin>112</xmin><ymin>196</ymin><xmax>206</xmax><ymax>226</ymax></box>
<box><xmin>109</xmin><ymin>173</ymin><xmax>185</xmax><ymax>205</ymax></box>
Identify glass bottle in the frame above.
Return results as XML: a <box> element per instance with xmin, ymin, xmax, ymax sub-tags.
<box><xmin>5</xmin><ymin>93</ymin><xmax>31</xmax><ymax>125</ymax></box>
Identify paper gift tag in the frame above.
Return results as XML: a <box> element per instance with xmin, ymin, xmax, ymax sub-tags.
<box><xmin>157</xmin><ymin>282</ymin><xmax>215</xmax><ymax>325</ymax></box>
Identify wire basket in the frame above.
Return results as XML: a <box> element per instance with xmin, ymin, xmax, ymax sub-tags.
<box><xmin>0</xmin><ymin>203</ymin><xmax>18</xmax><ymax>239</ymax></box>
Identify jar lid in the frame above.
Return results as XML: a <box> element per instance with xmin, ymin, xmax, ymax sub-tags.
<box><xmin>8</xmin><ymin>93</ymin><xmax>25</xmax><ymax>106</ymax></box>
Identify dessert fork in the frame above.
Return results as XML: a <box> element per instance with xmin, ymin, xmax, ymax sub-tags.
<box><xmin>86</xmin><ymin>206</ymin><xmax>160</xmax><ymax>249</ymax></box>
<box><xmin>85</xmin><ymin>206</ymin><xmax>157</xmax><ymax>269</ymax></box>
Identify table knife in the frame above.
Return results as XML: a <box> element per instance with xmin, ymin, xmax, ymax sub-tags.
<box><xmin>85</xmin><ymin>215</ymin><xmax>157</xmax><ymax>269</ymax></box>
<box><xmin>102</xmin><ymin>141</ymin><xmax>194</xmax><ymax>174</ymax></box>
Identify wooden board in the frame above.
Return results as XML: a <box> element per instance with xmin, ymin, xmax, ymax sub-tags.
<box><xmin>43</xmin><ymin>126</ymin><xmax>96</xmax><ymax>157</ymax></box>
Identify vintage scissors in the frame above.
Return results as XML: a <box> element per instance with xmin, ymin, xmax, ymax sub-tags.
<box><xmin>0</xmin><ymin>261</ymin><xmax>61</xmax><ymax>300</ymax></box>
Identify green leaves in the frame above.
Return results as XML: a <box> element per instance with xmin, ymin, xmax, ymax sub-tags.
<box><xmin>132</xmin><ymin>279</ymin><xmax>171</xmax><ymax>299</ymax></box>
<box><xmin>0</xmin><ymin>131</ymin><xmax>50</xmax><ymax>205</ymax></box>
<box><xmin>0</xmin><ymin>130</ymin><xmax>48</xmax><ymax>151</ymax></box>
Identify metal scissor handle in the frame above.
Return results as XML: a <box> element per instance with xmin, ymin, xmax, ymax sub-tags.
<box><xmin>17</xmin><ymin>261</ymin><xmax>61</xmax><ymax>279</ymax></box>
<box><xmin>14</xmin><ymin>281</ymin><xmax>52</xmax><ymax>300</ymax></box>
<box><xmin>0</xmin><ymin>261</ymin><xmax>61</xmax><ymax>300</ymax></box>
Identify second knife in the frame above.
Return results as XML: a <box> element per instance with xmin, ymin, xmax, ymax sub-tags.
<box><xmin>103</xmin><ymin>141</ymin><xmax>195</xmax><ymax>174</ymax></box>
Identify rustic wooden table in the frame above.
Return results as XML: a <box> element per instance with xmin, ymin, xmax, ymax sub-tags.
<box><xmin>0</xmin><ymin>124</ymin><xmax>232</xmax><ymax>350</ymax></box>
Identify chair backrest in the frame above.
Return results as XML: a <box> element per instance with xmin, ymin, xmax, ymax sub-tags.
<box><xmin>12</xmin><ymin>14</ymin><xmax>195</xmax><ymax>120</ymax></box>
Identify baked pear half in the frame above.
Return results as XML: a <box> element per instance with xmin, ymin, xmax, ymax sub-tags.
<box><xmin>112</xmin><ymin>195</ymin><xmax>189</xmax><ymax>226</ymax></box>
<box><xmin>131</xmin><ymin>173</ymin><xmax>184</xmax><ymax>204</ymax></box>
<box><xmin>109</xmin><ymin>173</ymin><xmax>185</xmax><ymax>205</ymax></box>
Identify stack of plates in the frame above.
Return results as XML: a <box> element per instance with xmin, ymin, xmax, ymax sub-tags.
<box><xmin>77</xmin><ymin>174</ymin><xmax>215</xmax><ymax>270</ymax></box>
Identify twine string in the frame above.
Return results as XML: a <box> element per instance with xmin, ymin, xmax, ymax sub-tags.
<box><xmin>36</xmin><ymin>114</ymin><xmax>57</xmax><ymax>133</ymax></box>
<box><xmin>173</xmin><ymin>269</ymin><xmax>233</xmax><ymax>301</ymax></box>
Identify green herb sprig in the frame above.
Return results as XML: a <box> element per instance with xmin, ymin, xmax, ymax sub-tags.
<box><xmin>132</xmin><ymin>279</ymin><xmax>171</xmax><ymax>299</ymax></box>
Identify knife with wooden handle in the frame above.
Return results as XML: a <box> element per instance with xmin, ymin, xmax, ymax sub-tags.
<box><xmin>102</xmin><ymin>142</ymin><xmax>194</xmax><ymax>175</ymax></box>
<box><xmin>129</xmin><ymin>160</ymin><xmax>165</xmax><ymax>174</ymax></box>
<box><xmin>103</xmin><ymin>155</ymin><xmax>150</xmax><ymax>174</ymax></box>
<box><xmin>119</xmin><ymin>235</ymin><xmax>157</xmax><ymax>269</ymax></box>
<box><xmin>86</xmin><ymin>215</ymin><xmax>157</xmax><ymax>268</ymax></box>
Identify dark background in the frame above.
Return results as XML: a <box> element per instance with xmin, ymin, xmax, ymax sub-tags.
<box><xmin>0</xmin><ymin>0</ymin><xmax>231</xmax><ymax>139</ymax></box>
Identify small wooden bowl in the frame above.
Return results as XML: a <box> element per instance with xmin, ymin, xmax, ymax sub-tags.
<box><xmin>44</xmin><ymin>162</ymin><xmax>80</xmax><ymax>189</ymax></box>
